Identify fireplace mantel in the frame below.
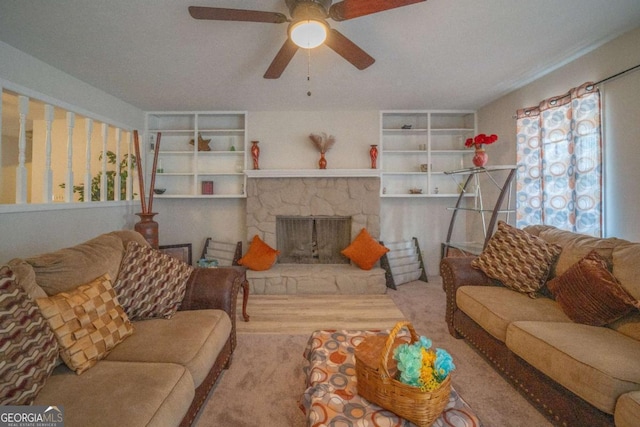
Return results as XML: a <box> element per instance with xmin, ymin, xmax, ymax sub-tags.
<box><xmin>245</xmin><ymin>169</ymin><xmax>380</xmax><ymax>178</ymax></box>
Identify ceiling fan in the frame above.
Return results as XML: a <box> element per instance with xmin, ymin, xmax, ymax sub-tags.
<box><xmin>188</xmin><ymin>0</ymin><xmax>426</xmax><ymax>79</ymax></box>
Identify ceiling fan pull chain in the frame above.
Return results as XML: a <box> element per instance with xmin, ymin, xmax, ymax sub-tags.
<box><xmin>307</xmin><ymin>48</ymin><xmax>312</xmax><ymax>96</ymax></box>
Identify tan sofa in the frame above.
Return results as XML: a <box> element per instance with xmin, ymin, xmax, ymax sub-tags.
<box><xmin>440</xmin><ymin>225</ymin><xmax>640</xmax><ymax>427</ymax></box>
<box><xmin>5</xmin><ymin>230</ymin><xmax>245</xmax><ymax>427</ymax></box>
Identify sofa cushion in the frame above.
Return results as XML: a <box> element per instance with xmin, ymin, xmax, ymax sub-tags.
<box><xmin>506</xmin><ymin>321</ymin><xmax>640</xmax><ymax>414</ymax></box>
<box><xmin>341</xmin><ymin>228</ymin><xmax>389</xmax><ymax>270</ymax></box>
<box><xmin>537</xmin><ymin>227</ymin><xmax>624</xmax><ymax>278</ymax></box>
<box><xmin>615</xmin><ymin>390</ymin><xmax>640</xmax><ymax>427</ymax></box>
<box><xmin>608</xmin><ymin>311</ymin><xmax>640</xmax><ymax>342</ymax></box>
<box><xmin>0</xmin><ymin>267</ymin><xmax>59</xmax><ymax>405</ymax></box>
<box><xmin>26</xmin><ymin>233</ymin><xmax>125</xmax><ymax>295</ymax></box>
<box><xmin>105</xmin><ymin>309</ymin><xmax>232</xmax><ymax>386</ymax></box>
<box><xmin>36</xmin><ymin>274</ymin><xmax>134</xmax><ymax>374</ymax></box>
<box><xmin>33</xmin><ymin>360</ymin><xmax>194</xmax><ymax>427</ymax></box>
<box><xmin>456</xmin><ymin>286</ymin><xmax>571</xmax><ymax>342</ymax></box>
<box><xmin>547</xmin><ymin>251</ymin><xmax>640</xmax><ymax>326</ymax></box>
<box><xmin>114</xmin><ymin>241</ymin><xmax>194</xmax><ymax>320</ymax></box>
<box><xmin>238</xmin><ymin>235</ymin><xmax>280</xmax><ymax>271</ymax></box>
<box><xmin>471</xmin><ymin>222</ymin><xmax>562</xmax><ymax>297</ymax></box>
<box><xmin>6</xmin><ymin>259</ymin><xmax>47</xmax><ymax>299</ymax></box>
<box><xmin>612</xmin><ymin>243</ymin><xmax>640</xmax><ymax>300</ymax></box>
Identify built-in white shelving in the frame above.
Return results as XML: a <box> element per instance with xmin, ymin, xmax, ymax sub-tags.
<box><xmin>145</xmin><ymin>111</ymin><xmax>247</xmax><ymax>198</ymax></box>
<box><xmin>380</xmin><ymin>110</ymin><xmax>477</xmax><ymax>198</ymax></box>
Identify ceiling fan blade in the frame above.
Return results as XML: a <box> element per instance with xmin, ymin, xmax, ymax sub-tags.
<box><xmin>329</xmin><ymin>0</ymin><xmax>426</xmax><ymax>21</ymax></box>
<box><xmin>264</xmin><ymin>38</ymin><xmax>299</xmax><ymax>79</ymax></box>
<box><xmin>188</xmin><ymin>6</ymin><xmax>288</xmax><ymax>24</ymax></box>
<box><xmin>324</xmin><ymin>29</ymin><xmax>375</xmax><ymax>70</ymax></box>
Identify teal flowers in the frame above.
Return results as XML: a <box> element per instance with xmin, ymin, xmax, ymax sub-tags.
<box><xmin>393</xmin><ymin>336</ymin><xmax>455</xmax><ymax>391</ymax></box>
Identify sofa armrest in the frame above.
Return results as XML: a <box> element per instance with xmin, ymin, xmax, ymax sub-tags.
<box><xmin>181</xmin><ymin>267</ymin><xmax>243</xmax><ymax>312</ymax></box>
<box><xmin>180</xmin><ymin>267</ymin><xmax>245</xmax><ymax>353</ymax></box>
<box><xmin>440</xmin><ymin>256</ymin><xmax>492</xmax><ymax>337</ymax></box>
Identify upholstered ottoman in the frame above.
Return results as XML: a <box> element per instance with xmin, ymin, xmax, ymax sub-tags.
<box><xmin>300</xmin><ymin>329</ymin><xmax>482</xmax><ymax>426</ymax></box>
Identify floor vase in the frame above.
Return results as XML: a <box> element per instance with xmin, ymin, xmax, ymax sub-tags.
<box><xmin>135</xmin><ymin>212</ymin><xmax>159</xmax><ymax>249</ymax></box>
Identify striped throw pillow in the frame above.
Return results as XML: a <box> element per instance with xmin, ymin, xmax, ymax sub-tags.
<box><xmin>0</xmin><ymin>266</ymin><xmax>58</xmax><ymax>404</ymax></box>
<box><xmin>472</xmin><ymin>221</ymin><xmax>562</xmax><ymax>297</ymax></box>
<box><xmin>114</xmin><ymin>242</ymin><xmax>194</xmax><ymax>320</ymax></box>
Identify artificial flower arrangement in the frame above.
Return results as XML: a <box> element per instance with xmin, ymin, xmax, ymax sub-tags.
<box><xmin>309</xmin><ymin>132</ymin><xmax>336</xmax><ymax>153</ymax></box>
<box><xmin>393</xmin><ymin>336</ymin><xmax>455</xmax><ymax>392</ymax></box>
<box><xmin>465</xmin><ymin>133</ymin><xmax>498</xmax><ymax>148</ymax></box>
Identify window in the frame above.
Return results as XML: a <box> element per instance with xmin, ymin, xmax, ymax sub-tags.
<box><xmin>516</xmin><ymin>82</ymin><xmax>602</xmax><ymax>236</ymax></box>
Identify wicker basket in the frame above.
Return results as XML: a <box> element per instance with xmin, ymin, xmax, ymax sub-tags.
<box><xmin>355</xmin><ymin>321</ymin><xmax>451</xmax><ymax>427</ymax></box>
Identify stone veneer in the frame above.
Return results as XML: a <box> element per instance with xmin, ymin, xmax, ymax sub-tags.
<box><xmin>245</xmin><ymin>177</ymin><xmax>385</xmax><ymax>294</ymax></box>
<box><xmin>245</xmin><ymin>177</ymin><xmax>381</xmax><ymax>247</ymax></box>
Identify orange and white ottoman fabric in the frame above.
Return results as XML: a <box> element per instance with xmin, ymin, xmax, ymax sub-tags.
<box><xmin>300</xmin><ymin>329</ymin><xmax>482</xmax><ymax>427</ymax></box>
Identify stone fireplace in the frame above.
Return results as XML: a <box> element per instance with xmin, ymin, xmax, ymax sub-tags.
<box><xmin>244</xmin><ymin>176</ymin><xmax>386</xmax><ymax>294</ymax></box>
<box><xmin>246</xmin><ymin>177</ymin><xmax>381</xmax><ymax>252</ymax></box>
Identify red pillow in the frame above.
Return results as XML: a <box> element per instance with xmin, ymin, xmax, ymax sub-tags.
<box><xmin>341</xmin><ymin>228</ymin><xmax>389</xmax><ymax>270</ymax></box>
<box><xmin>238</xmin><ymin>235</ymin><xmax>280</xmax><ymax>271</ymax></box>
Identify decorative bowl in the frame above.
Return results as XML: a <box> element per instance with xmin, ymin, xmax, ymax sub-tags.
<box><xmin>409</xmin><ymin>188</ymin><xmax>423</xmax><ymax>194</ymax></box>
<box><xmin>153</xmin><ymin>188</ymin><xmax>166</xmax><ymax>195</ymax></box>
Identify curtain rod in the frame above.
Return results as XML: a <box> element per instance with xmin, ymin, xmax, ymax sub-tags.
<box><xmin>593</xmin><ymin>63</ymin><xmax>640</xmax><ymax>86</ymax></box>
<box><xmin>512</xmin><ymin>63</ymin><xmax>640</xmax><ymax>119</ymax></box>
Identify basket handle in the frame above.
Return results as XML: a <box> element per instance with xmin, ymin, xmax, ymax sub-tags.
<box><xmin>379</xmin><ymin>321</ymin><xmax>420</xmax><ymax>380</ymax></box>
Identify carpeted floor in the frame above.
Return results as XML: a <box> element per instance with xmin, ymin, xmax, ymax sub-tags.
<box><xmin>194</xmin><ymin>278</ymin><xmax>553</xmax><ymax>426</ymax></box>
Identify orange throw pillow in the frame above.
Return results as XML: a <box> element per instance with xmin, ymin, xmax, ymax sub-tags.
<box><xmin>341</xmin><ymin>228</ymin><xmax>389</xmax><ymax>270</ymax></box>
<box><xmin>238</xmin><ymin>235</ymin><xmax>280</xmax><ymax>271</ymax></box>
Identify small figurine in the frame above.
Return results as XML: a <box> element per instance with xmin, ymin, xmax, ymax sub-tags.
<box><xmin>189</xmin><ymin>133</ymin><xmax>211</xmax><ymax>151</ymax></box>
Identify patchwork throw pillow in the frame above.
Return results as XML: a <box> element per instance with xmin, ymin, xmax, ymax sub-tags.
<box><xmin>341</xmin><ymin>228</ymin><xmax>390</xmax><ymax>270</ymax></box>
<box><xmin>238</xmin><ymin>235</ymin><xmax>280</xmax><ymax>271</ymax></box>
<box><xmin>471</xmin><ymin>221</ymin><xmax>562</xmax><ymax>297</ymax></box>
<box><xmin>36</xmin><ymin>274</ymin><xmax>133</xmax><ymax>375</ymax></box>
<box><xmin>0</xmin><ymin>266</ymin><xmax>59</xmax><ymax>405</ymax></box>
<box><xmin>114</xmin><ymin>241</ymin><xmax>194</xmax><ymax>320</ymax></box>
<box><xmin>547</xmin><ymin>251</ymin><xmax>640</xmax><ymax>326</ymax></box>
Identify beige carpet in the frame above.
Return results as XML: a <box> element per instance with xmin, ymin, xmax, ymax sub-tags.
<box><xmin>195</xmin><ymin>279</ymin><xmax>553</xmax><ymax>427</ymax></box>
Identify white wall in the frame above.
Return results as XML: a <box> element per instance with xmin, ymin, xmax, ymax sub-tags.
<box><xmin>0</xmin><ymin>41</ymin><xmax>145</xmax><ymax>263</ymax></box>
<box><xmin>477</xmin><ymin>27</ymin><xmax>640</xmax><ymax>241</ymax></box>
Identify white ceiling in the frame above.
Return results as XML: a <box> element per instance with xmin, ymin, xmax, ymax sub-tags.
<box><xmin>1</xmin><ymin>0</ymin><xmax>639</xmax><ymax>112</ymax></box>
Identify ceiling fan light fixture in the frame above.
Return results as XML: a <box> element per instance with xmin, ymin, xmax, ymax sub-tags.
<box><xmin>289</xmin><ymin>19</ymin><xmax>327</xmax><ymax>49</ymax></box>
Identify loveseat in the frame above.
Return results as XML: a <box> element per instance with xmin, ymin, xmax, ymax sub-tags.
<box><xmin>440</xmin><ymin>224</ymin><xmax>640</xmax><ymax>427</ymax></box>
<box><xmin>1</xmin><ymin>230</ymin><xmax>245</xmax><ymax>427</ymax></box>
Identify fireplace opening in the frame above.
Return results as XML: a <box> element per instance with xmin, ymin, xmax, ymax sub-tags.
<box><xmin>276</xmin><ymin>216</ymin><xmax>351</xmax><ymax>264</ymax></box>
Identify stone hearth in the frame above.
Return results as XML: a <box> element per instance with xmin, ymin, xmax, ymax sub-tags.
<box><xmin>246</xmin><ymin>264</ymin><xmax>387</xmax><ymax>295</ymax></box>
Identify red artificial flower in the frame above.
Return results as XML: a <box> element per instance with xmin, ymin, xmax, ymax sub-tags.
<box><xmin>465</xmin><ymin>134</ymin><xmax>498</xmax><ymax>148</ymax></box>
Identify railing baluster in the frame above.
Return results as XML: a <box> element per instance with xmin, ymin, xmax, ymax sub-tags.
<box><xmin>84</xmin><ymin>118</ymin><xmax>93</xmax><ymax>202</ymax></box>
<box><xmin>43</xmin><ymin>104</ymin><xmax>54</xmax><ymax>203</ymax></box>
<box><xmin>64</xmin><ymin>112</ymin><xmax>75</xmax><ymax>203</ymax></box>
<box><xmin>126</xmin><ymin>131</ymin><xmax>133</xmax><ymax>201</ymax></box>
<box><xmin>16</xmin><ymin>96</ymin><xmax>29</xmax><ymax>204</ymax></box>
<box><xmin>101</xmin><ymin>123</ymin><xmax>108</xmax><ymax>201</ymax></box>
<box><xmin>115</xmin><ymin>128</ymin><xmax>121</xmax><ymax>201</ymax></box>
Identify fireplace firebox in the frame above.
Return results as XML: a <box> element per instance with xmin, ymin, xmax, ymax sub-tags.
<box><xmin>276</xmin><ymin>216</ymin><xmax>351</xmax><ymax>264</ymax></box>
